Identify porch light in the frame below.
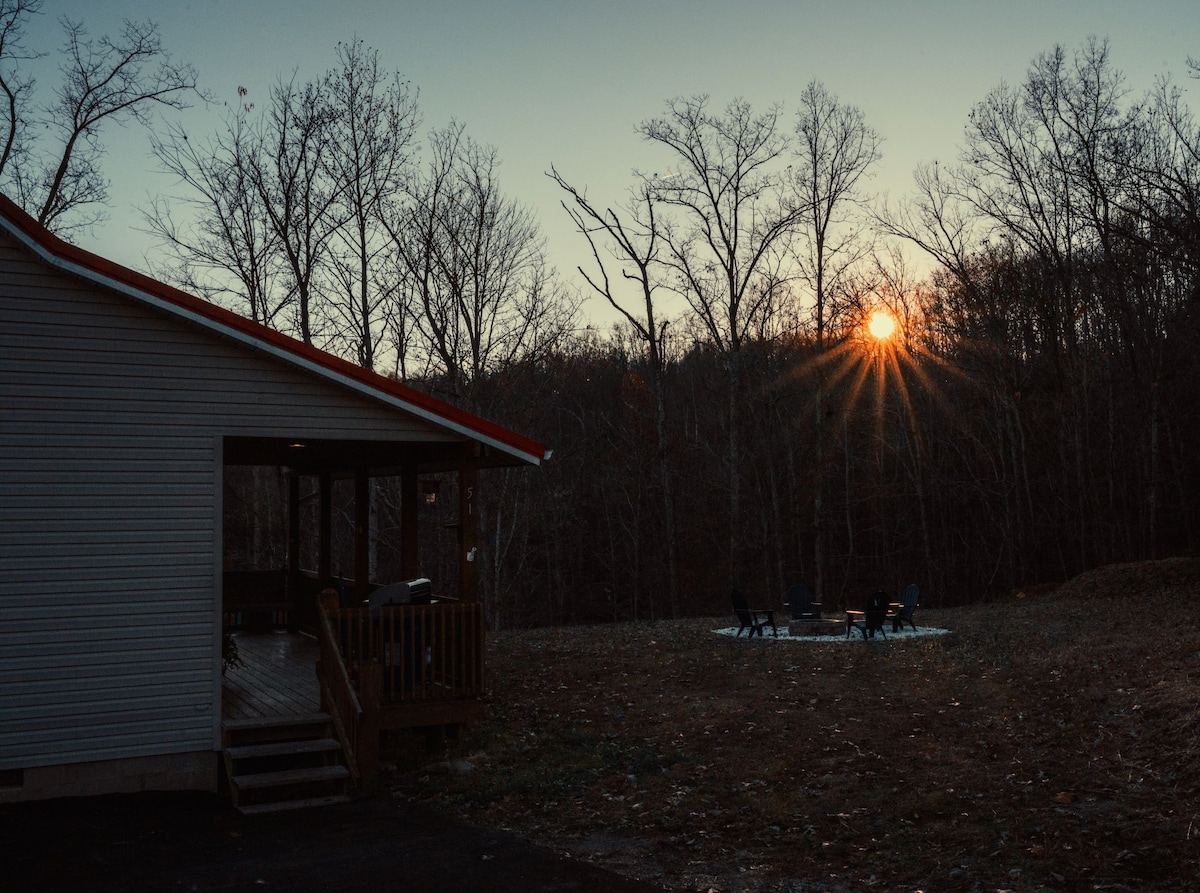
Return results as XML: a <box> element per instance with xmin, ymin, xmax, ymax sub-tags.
<box><xmin>421</xmin><ymin>480</ymin><xmax>440</xmax><ymax>505</ymax></box>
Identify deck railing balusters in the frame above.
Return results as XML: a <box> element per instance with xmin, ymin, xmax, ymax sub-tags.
<box><xmin>316</xmin><ymin>597</ymin><xmax>485</xmax><ymax>784</ymax></box>
<box><xmin>321</xmin><ymin>601</ymin><xmax>484</xmax><ymax>705</ymax></box>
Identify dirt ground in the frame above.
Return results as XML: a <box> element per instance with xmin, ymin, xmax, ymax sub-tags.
<box><xmin>393</xmin><ymin>558</ymin><xmax>1200</xmax><ymax>892</ymax></box>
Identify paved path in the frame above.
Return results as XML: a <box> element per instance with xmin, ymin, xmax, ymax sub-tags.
<box><xmin>2</xmin><ymin>791</ymin><xmax>666</xmax><ymax>892</ymax></box>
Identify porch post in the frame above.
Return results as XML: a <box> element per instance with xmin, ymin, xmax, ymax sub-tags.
<box><xmin>355</xmin><ymin>469</ymin><xmax>371</xmax><ymax>603</ymax></box>
<box><xmin>287</xmin><ymin>474</ymin><xmax>301</xmax><ymax>631</ymax></box>
<box><xmin>318</xmin><ymin>472</ymin><xmax>332</xmax><ymax>584</ymax></box>
<box><xmin>400</xmin><ymin>465</ymin><xmax>419</xmax><ymax>579</ymax></box>
<box><xmin>458</xmin><ymin>463</ymin><xmax>479</xmax><ymax>602</ymax></box>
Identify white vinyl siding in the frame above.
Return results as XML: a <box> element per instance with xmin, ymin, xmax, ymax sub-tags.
<box><xmin>0</xmin><ymin>428</ymin><xmax>217</xmax><ymax>768</ymax></box>
<box><xmin>0</xmin><ymin>231</ymin><xmax>464</xmax><ymax>772</ymax></box>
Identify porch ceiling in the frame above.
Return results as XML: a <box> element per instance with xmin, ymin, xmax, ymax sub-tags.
<box><xmin>223</xmin><ymin>436</ymin><xmax>498</xmax><ymax>475</ymax></box>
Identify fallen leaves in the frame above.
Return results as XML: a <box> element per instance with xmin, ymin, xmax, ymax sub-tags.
<box><xmin>391</xmin><ymin>561</ymin><xmax>1200</xmax><ymax>891</ymax></box>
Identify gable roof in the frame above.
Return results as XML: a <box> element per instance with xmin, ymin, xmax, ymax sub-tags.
<box><xmin>0</xmin><ymin>193</ymin><xmax>547</xmax><ymax>466</ymax></box>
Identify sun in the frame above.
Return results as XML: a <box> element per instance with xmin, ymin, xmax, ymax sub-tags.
<box><xmin>867</xmin><ymin>309</ymin><xmax>897</xmax><ymax>341</ymax></box>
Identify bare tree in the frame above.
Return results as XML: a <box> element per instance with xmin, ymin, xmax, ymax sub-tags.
<box><xmin>4</xmin><ymin>14</ymin><xmax>199</xmax><ymax>233</ymax></box>
<box><xmin>321</xmin><ymin>38</ymin><xmax>419</xmax><ymax>372</ymax></box>
<box><xmin>144</xmin><ymin>90</ymin><xmax>286</xmax><ymax>328</ymax></box>
<box><xmin>791</xmin><ymin>80</ymin><xmax>882</xmax><ymax>346</ymax></box>
<box><xmin>393</xmin><ymin>122</ymin><xmax>575</xmax><ymax>403</ymax></box>
<box><xmin>252</xmin><ymin>76</ymin><xmax>339</xmax><ymax>346</ymax></box>
<box><xmin>789</xmin><ymin>80</ymin><xmax>881</xmax><ymax>602</ymax></box>
<box><xmin>550</xmin><ymin>166</ymin><xmax>681</xmax><ymax>614</ymax></box>
<box><xmin>1142</xmin><ymin>71</ymin><xmax>1200</xmax><ymax>280</ymax></box>
<box><xmin>143</xmin><ymin>77</ymin><xmax>343</xmax><ymax>347</ymax></box>
<box><xmin>0</xmin><ymin>0</ymin><xmax>41</xmax><ymax>183</ymax></box>
<box><xmin>878</xmin><ymin>159</ymin><xmax>984</xmax><ymax>288</ymax></box>
<box><xmin>949</xmin><ymin>41</ymin><xmax>1132</xmax><ymax>360</ymax></box>
<box><xmin>388</xmin><ymin>121</ymin><xmax>460</xmax><ymax>383</ymax></box>
<box><xmin>638</xmin><ymin>95</ymin><xmax>807</xmax><ymax>584</ymax></box>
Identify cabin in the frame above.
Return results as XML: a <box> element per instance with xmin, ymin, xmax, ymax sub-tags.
<box><xmin>0</xmin><ymin>194</ymin><xmax>548</xmax><ymax>809</ymax></box>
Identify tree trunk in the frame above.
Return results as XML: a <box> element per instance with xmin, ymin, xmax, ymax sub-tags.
<box><xmin>813</xmin><ymin>375</ymin><xmax>826</xmax><ymax>604</ymax></box>
<box><xmin>727</xmin><ymin>350</ymin><xmax>742</xmax><ymax>588</ymax></box>
<box><xmin>651</xmin><ymin>358</ymin><xmax>681</xmax><ymax>617</ymax></box>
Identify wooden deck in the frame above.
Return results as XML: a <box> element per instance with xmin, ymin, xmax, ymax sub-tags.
<box><xmin>223</xmin><ymin>631</ymin><xmax>321</xmax><ymax>721</ymax></box>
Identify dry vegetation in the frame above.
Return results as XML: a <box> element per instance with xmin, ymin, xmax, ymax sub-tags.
<box><xmin>388</xmin><ymin>559</ymin><xmax>1200</xmax><ymax>892</ymax></box>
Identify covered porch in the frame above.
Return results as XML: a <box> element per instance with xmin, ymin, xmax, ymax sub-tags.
<box><xmin>221</xmin><ymin>433</ymin><xmax>519</xmax><ymax>790</ymax></box>
<box><xmin>223</xmin><ymin>436</ymin><xmax>490</xmax><ymax>624</ymax></box>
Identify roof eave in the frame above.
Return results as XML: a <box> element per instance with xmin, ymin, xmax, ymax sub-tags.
<box><xmin>0</xmin><ymin>194</ymin><xmax>547</xmax><ymax>467</ymax></box>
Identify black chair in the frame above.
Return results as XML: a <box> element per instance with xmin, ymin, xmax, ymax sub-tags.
<box><xmin>892</xmin><ymin>583</ymin><xmax>920</xmax><ymax>632</ymax></box>
<box><xmin>849</xmin><ymin>590</ymin><xmax>889</xmax><ymax>640</ymax></box>
<box><xmin>731</xmin><ymin>588</ymin><xmax>777</xmax><ymax>638</ymax></box>
<box><xmin>786</xmin><ymin>582</ymin><xmax>821</xmax><ymax>620</ymax></box>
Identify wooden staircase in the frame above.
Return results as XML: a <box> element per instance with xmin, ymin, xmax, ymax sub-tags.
<box><xmin>222</xmin><ymin>713</ymin><xmax>354</xmax><ymax>814</ymax></box>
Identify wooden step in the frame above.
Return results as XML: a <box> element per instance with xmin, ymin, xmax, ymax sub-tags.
<box><xmin>225</xmin><ymin>738</ymin><xmax>341</xmax><ymax>762</ymax></box>
<box><xmin>222</xmin><ymin>713</ymin><xmax>333</xmax><ymax>746</ymax></box>
<box><xmin>222</xmin><ymin>711</ymin><xmax>354</xmax><ymax>813</ymax></box>
<box><xmin>222</xmin><ymin>712</ymin><xmax>332</xmax><ymax>732</ymax></box>
<box><xmin>231</xmin><ymin>764</ymin><xmax>350</xmax><ymax>791</ymax></box>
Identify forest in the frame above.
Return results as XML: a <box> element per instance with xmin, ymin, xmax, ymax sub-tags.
<box><xmin>3</xmin><ymin>1</ymin><xmax>1198</xmax><ymax>628</ymax></box>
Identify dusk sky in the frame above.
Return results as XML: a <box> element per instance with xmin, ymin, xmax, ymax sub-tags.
<box><xmin>23</xmin><ymin>0</ymin><xmax>1200</xmax><ymax>325</ymax></box>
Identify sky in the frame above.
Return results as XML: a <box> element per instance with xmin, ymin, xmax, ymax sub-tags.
<box><xmin>19</xmin><ymin>0</ymin><xmax>1200</xmax><ymax>327</ymax></box>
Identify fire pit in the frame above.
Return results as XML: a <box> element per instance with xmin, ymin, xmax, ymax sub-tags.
<box><xmin>788</xmin><ymin>617</ymin><xmax>846</xmax><ymax>636</ymax></box>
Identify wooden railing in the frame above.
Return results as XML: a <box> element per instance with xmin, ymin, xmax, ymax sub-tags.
<box><xmin>326</xmin><ymin>602</ymin><xmax>486</xmax><ymax>704</ymax></box>
<box><xmin>315</xmin><ymin>593</ymin><xmax>486</xmax><ymax>784</ymax></box>
<box><xmin>315</xmin><ymin>591</ymin><xmax>363</xmax><ymax>782</ymax></box>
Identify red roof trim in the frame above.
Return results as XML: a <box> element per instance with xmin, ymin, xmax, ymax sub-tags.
<box><xmin>0</xmin><ymin>193</ymin><xmax>547</xmax><ymax>464</ymax></box>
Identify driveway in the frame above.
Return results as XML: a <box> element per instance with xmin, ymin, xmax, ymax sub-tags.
<box><xmin>2</xmin><ymin>791</ymin><xmax>666</xmax><ymax>892</ymax></box>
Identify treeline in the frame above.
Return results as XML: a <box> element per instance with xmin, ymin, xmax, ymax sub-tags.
<box><xmin>479</xmin><ymin>259</ymin><xmax>1198</xmax><ymax>627</ymax></box>
<box><xmin>470</xmin><ymin>39</ymin><xmax>1200</xmax><ymax>626</ymax></box>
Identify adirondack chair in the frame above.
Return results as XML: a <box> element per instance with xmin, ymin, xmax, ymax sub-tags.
<box><xmin>849</xmin><ymin>590</ymin><xmax>889</xmax><ymax>640</ymax></box>
<box><xmin>892</xmin><ymin>583</ymin><xmax>920</xmax><ymax>632</ymax></box>
<box><xmin>786</xmin><ymin>582</ymin><xmax>821</xmax><ymax>620</ymax></box>
<box><xmin>731</xmin><ymin>588</ymin><xmax>777</xmax><ymax>638</ymax></box>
